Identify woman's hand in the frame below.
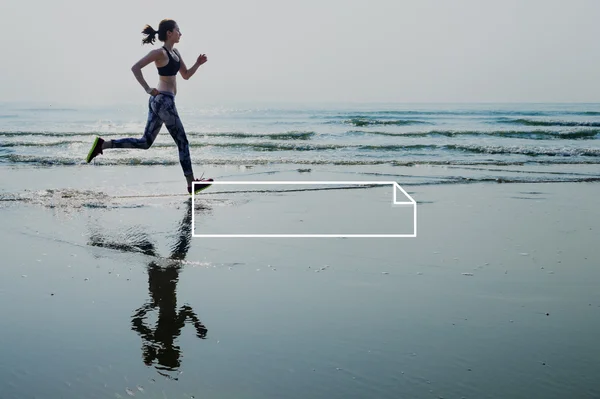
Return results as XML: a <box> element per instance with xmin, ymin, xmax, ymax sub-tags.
<box><xmin>146</xmin><ymin>87</ymin><xmax>160</xmax><ymax>96</ymax></box>
<box><xmin>196</xmin><ymin>54</ymin><xmax>207</xmax><ymax>66</ymax></box>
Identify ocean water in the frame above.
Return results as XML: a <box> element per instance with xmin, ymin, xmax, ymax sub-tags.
<box><xmin>2</xmin><ymin>103</ymin><xmax>600</xmax><ymax>398</ymax></box>
<box><xmin>1</xmin><ymin>102</ymin><xmax>599</xmax><ymax>184</ymax></box>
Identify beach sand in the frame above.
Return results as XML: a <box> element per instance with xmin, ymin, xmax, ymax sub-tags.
<box><xmin>1</xmin><ymin>164</ymin><xmax>599</xmax><ymax>398</ymax></box>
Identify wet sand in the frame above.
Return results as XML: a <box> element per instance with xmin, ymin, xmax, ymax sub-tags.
<box><xmin>1</xmin><ymin>164</ymin><xmax>599</xmax><ymax>398</ymax></box>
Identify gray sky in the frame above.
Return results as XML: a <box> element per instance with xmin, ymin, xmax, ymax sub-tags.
<box><xmin>2</xmin><ymin>0</ymin><xmax>599</xmax><ymax>106</ymax></box>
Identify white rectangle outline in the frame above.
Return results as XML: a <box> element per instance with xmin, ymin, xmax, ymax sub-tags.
<box><xmin>192</xmin><ymin>181</ymin><xmax>417</xmax><ymax>238</ymax></box>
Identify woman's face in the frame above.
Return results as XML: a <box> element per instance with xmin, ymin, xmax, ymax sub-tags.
<box><xmin>168</xmin><ymin>25</ymin><xmax>182</xmax><ymax>43</ymax></box>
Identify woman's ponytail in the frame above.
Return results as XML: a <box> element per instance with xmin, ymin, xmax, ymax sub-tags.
<box><xmin>141</xmin><ymin>24</ymin><xmax>157</xmax><ymax>45</ymax></box>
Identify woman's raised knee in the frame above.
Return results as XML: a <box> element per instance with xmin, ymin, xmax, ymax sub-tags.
<box><xmin>141</xmin><ymin>139</ymin><xmax>153</xmax><ymax>149</ymax></box>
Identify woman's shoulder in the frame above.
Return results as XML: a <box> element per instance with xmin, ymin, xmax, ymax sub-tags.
<box><xmin>145</xmin><ymin>47</ymin><xmax>167</xmax><ymax>57</ymax></box>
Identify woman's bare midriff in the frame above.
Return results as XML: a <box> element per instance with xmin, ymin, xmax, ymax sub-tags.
<box><xmin>157</xmin><ymin>76</ymin><xmax>177</xmax><ymax>96</ymax></box>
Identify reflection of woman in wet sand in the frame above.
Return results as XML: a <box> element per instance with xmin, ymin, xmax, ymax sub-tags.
<box><xmin>130</xmin><ymin>199</ymin><xmax>207</xmax><ymax>378</ymax></box>
<box><xmin>132</xmin><ymin>261</ymin><xmax>207</xmax><ymax>377</ymax></box>
<box><xmin>88</xmin><ymin>199</ymin><xmax>207</xmax><ymax>378</ymax></box>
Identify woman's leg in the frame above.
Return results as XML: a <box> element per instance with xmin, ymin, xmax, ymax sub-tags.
<box><xmin>108</xmin><ymin>97</ymin><xmax>164</xmax><ymax>150</ymax></box>
<box><xmin>152</xmin><ymin>95</ymin><xmax>195</xmax><ymax>184</ymax></box>
<box><xmin>86</xmin><ymin>97</ymin><xmax>163</xmax><ymax>163</ymax></box>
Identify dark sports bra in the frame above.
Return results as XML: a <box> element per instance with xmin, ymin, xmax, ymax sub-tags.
<box><xmin>157</xmin><ymin>47</ymin><xmax>181</xmax><ymax>76</ymax></box>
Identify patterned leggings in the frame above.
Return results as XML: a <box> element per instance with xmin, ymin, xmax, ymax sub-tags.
<box><xmin>112</xmin><ymin>92</ymin><xmax>193</xmax><ymax>176</ymax></box>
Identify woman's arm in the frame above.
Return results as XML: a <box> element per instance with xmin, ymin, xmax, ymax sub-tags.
<box><xmin>131</xmin><ymin>49</ymin><xmax>163</xmax><ymax>94</ymax></box>
<box><xmin>175</xmin><ymin>49</ymin><xmax>207</xmax><ymax>80</ymax></box>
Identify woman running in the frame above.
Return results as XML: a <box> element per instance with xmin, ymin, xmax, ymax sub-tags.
<box><xmin>86</xmin><ymin>19</ymin><xmax>213</xmax><ymax>195</ymax></box>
